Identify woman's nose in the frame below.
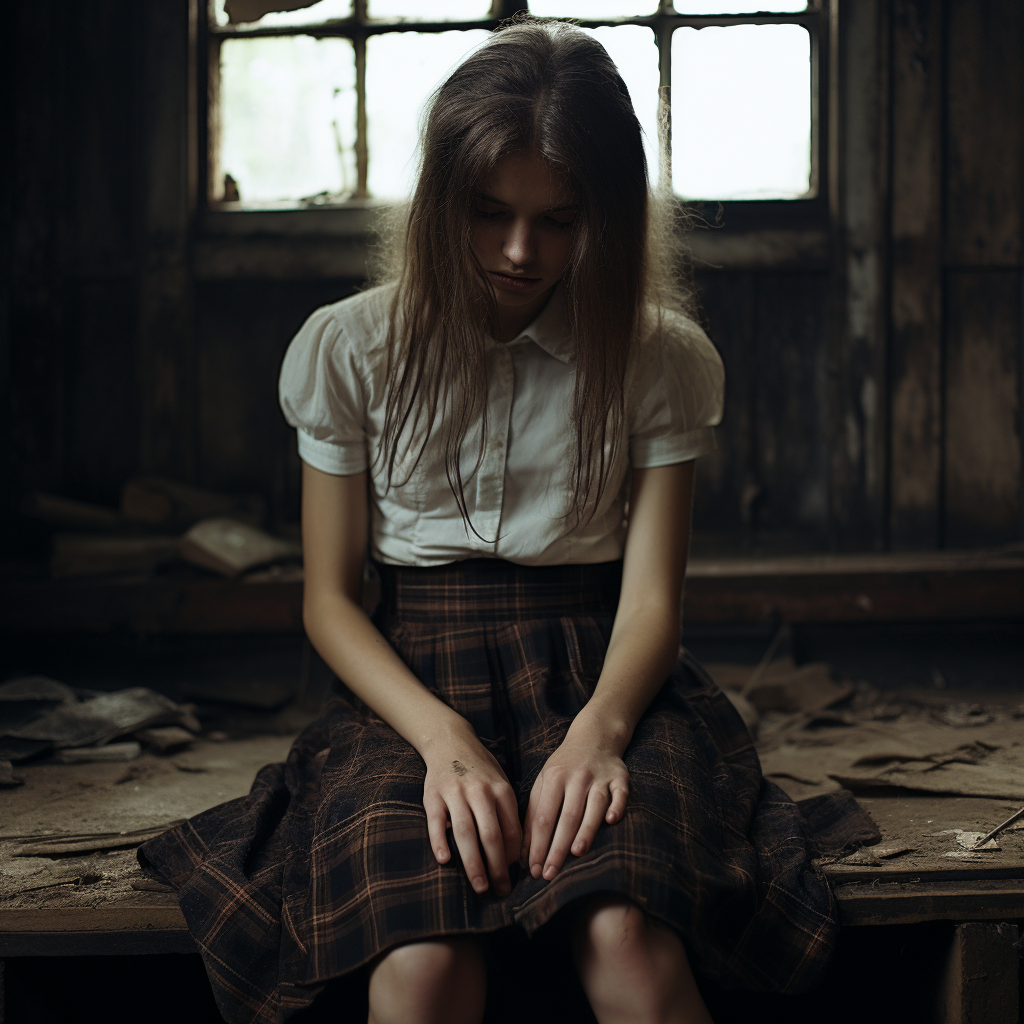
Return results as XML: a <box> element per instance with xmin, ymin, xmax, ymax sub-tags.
<box><xmin>502</xmin><ymin>220</ymin><xmax>535</xmax><ymax>268</ymax></box>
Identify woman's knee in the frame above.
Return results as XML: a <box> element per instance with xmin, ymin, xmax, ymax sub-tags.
<box><xmin>574</xmin><ymin>894</ymin><xmax>652</xmax><ymax>968</ymax></box>
<box><xmin>368</xmin><ymin>938</ymin><xmax>486</xmax><ymax>1024</ymax></box>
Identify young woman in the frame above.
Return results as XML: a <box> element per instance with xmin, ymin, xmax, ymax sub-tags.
<box><xmin>140</xmin><ymin>18</ymin><xmax>844</xmax><ymax>1024</ymax></box>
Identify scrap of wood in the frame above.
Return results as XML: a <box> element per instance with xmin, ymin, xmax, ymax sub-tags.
<box><xmin>134</xmin><ymin>726</ymin><xmax>195</xmax><ymax>753</ymax></box>
<box><xmin>55</xmin><ymin>741</ymin><xmax>141</xmax><ymax>763</ymax></box>
<box><xmin>179</xmin><ymin>518</ymin><xmax>301</xmax><ymax>577</ymax></box>
<box><xmin>829</xmin><ymin>760</ymin><xmax>1024</xmax><ymax>801</ymax></box>
<box><xmin>50</xmin><ymin>534</ymin><xmax>180</xmax><ymax>579</ymax></box>
<box><xmin>11</xmin><ymin>822</ymin><xmax>184</xmax><ymax>857</ymax></box>
<box><xmin>22</xmin><ymin>491</ymin><xmax>126</xmax><ymax>532</ymax></box>
<box><xmin>121</xmin><ymin>477</ymin><xmax>266</xmax><ymax>531</ymax></box>
<box><xmin>0</xmin><ymin>759</ymin><xmax>24</xmax><ymax>787</ymax></box>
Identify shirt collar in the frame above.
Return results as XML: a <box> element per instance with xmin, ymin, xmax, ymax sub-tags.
<box><xmin>508</xmin><ymin>283</ymin><xmax>574</xmax><ymax>363</ymax></box>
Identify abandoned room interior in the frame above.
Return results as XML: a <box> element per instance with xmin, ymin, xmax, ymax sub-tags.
<box><xmin>2</xmin><ymin>1</ymin><xmax>1022</xmax><ymax>1022</ymax></box>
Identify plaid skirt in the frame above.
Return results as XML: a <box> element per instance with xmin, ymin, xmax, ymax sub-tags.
<box><xmin>139</xmin><ymin>559</ymin><xmax>873</xmax><ymax>1024</ymax></box>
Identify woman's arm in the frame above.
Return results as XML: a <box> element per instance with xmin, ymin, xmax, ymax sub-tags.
<box><xmin>302</xmin><ymin>462</ymin><xmax>521</xmax><ymax>896</ymax></box>
<box><xmin>522</xmin><ymin>460</ymin><xmax>695</xmax><ymax>880</ymax></box>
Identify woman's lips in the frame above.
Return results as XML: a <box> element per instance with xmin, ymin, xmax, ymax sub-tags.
<box><xmin>488</xmin><ymin>271</ymin><xmax>541</xmax><ymax>294</ymax></box>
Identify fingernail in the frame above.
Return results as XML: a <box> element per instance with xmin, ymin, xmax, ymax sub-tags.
<box><xmin>473</xmin><ymin>876</ymin><xmax>487</xmax><ymax>893</ymax></box>
<box><xmin>543</xmin><ymin>865</ymin><xmax>556</xmax><ymax>880</ymax></box>
<box><xmin>572</xmin><ymin>842</ymin><xmax>584</xmax><ymax>855</ymax></box>
<box><xmin>530</xmin><ymin>863</ymin><xmax>542</xmax><ymax>879</ymax></box>
<box><xmin>436</xmin><ymin>849</ymin><xmax>448</xmax><ymax>862</ymax></box>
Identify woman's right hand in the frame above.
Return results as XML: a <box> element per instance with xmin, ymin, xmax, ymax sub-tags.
<box><xmin>422</xmin><ymin>721</ymin><xmax>522</xmax><ymax>898</ymax></box>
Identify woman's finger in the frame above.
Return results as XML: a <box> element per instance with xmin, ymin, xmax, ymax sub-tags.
<box><xmin>448</xmin><ymin>800</ymin><xmax>489</xmax><ymax>895</ymax></box>
<box><xmin>494</xmin><ymin>785</ymin><xmax>523</xmax><ymax>870</ymax></box>
<box><xmin>540</xmin><ymin>783</ymin><xmax>588</xmax><ymax>879</ymax></box>
<box><xmin>467</xmin><ymin>791</ymin><xmax>513</xmax><ymax>897</ymax></box>
<box><xmin>570</xmin><ymin>785</ymin><xmax>612</xmax><ymax>858</ymax></box>
<box><xmin>423</xmin><ymin>792</ymin><xmax>451</xmax><ymax>864</ymax></box>
<box><xmin>606</xmin><ymin>779</ymin><xmax>630</xmax><ymax>824</ymax></box>
<box><xmin>526</xmin><ymin>779</ymin><xmax>566</xmax><ymax>879</ymax></box>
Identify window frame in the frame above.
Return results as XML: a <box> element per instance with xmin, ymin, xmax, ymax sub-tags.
<box><xmin>197</xmin><ymin>0</ymin><xmax>830</xmax><ymax>267</ymax></box>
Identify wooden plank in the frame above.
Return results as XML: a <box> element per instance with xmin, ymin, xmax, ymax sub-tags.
<box><xmin>937</xmin><ymin>922</ymin><xmax>1019</xmax><ymax>1024</ymax></box>
<box><xmin>0</xmin><ymin>930</ymin><xmax>197</xmax><ymax>957</ymax></box>
<box><xmin>945</xmin><ymin>1</ymin><xmax>1024</xmax><ymax>267</ymax></box>
<box><xmin>827</xmin><ymin>0</ymin><xmax>889</xmax><ymax>549</ymax></box>
<box><xmin>64</xmin><ymin>280</ymin><xmax>139</xmax><ymax>505</ymax></box>
<box><xmin>136</xmin><ymin>0</ymin><xmax>197</xmax><ymax>480</ymax></box>
<box><xmin>753</xmin><ymin>273</ymin><xmax>830</xmax><ymax>547</ymax></box>
<box><xmin>9</xmin><ymin>0</ymin><xmax>69</xmax><ymax>499</ymax></box>
<box><xmin>888</xmin><ymin>0</ymin><xmax>942</xmax><ymax>548</ymax></box>
<box><xmin>195</xmin><ymin>280</ymin><xmax>353</xmax><ymax>522</ymax></box>
<box><xmin>835</xmin><ymin>880</ymin><xmax>1024</xmax><ymax>927</ymax></box>
<box><xmin>2</xmin><ymin>551</ymin><xmax>1021</xmax><ymax>633</ymax></box>
<box><xmin>691</xmin><ymin>272</ymin><xmax>755</xmax><ymax>544</ymax></box>
<box><xmin>193</xmin><ymin>237</ymin><xmax>369</xmax><ymax>280</ymax></box>
<box><xmin>0</xmin><ymin>577</ymin><xmax>304</xmax><ymax>634</ymax></box>
<box><xmin>944</xmin><ymin>271</ymin><xmax>1022</xmax><ymax>547</ymax></box>
<box><xmin>64</xmin><ymin>2</ymin><xmax>136</xmax><ymax>278</ymax></box>
<box><xmin>0</xmin><ymin>904</ymin><xmax>187</xmax><ymax>935</ymax></box>
<box><xmin>686</xmin><ymin>230</ymin><xmax>829</xmax><ymax>271</ymax></box>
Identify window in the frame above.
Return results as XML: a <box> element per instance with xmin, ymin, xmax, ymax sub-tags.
<box><xmin>205</xmin><ymin>1</ymin><xmax>824</xmax><ymax>208</ymax></box>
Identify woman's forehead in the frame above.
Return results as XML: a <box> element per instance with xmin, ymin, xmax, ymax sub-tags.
<box><xmin>476</xmin><ymin>151</ymin><xmax>576</xmax><ymax>207</ymax></box>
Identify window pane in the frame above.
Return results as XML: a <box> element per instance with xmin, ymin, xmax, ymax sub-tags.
<box><xmin>220</xmin><ymin>36</ymin><xmax>357</xmax><ymax>202</ymax></box>
<box><xmin>581</xmin><ymin>27</ymin><xmax>661</xmax><ymax>185</ymax></box>
<box><xmin>529</xmin><ymin>1</ymin><xmax>657</xmax><ymax>16</ymax></box>
<box><xmin>366</xmin><ymin>30</ymin><xmax>489</xmax><ymax>198</ymax></box>
<box><xmin>213</xmin><ymin>0</ymin><xmax>353</xmax><ymax>28</ymax></box>
<box><xmin>368</xmin><ymin>0</ymin><xmax>490</xmax><ymax>18</ymax></box>
<box><xmin>672</xmin><ymin>1</ymin><xmax>806</xmax><ymax>11</ymax></box>
<box><xmin>671</xmin><ymin>24</ymin><xmax>810</xmax><ymax>199</ymax></box>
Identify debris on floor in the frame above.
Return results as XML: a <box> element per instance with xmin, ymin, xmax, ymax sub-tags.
<box><xmin>0</xmin><ymin>676</ymin><xmax>202</xmax><ymax>764</ymax></box>
<box><xmin>22</xmin><ymin>479</ymin><xmax>300</xmax><ymax>581</ymax></box>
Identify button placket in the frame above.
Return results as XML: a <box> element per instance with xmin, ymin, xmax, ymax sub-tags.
<box><xmin>472</xmin><ymin>346</ymin><xmax>513</xmax><ymax>551</ymax></box>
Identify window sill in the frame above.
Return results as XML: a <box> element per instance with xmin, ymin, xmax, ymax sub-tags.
<box><xmin>193</xmin><ymin>205</ymin><xmax>829</xmax><ymax>280</ymax></box>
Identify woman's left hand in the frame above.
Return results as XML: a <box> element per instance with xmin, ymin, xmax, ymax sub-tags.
<box><xmin>522</xmin><ymin>715</ymin><xmax>630</xmax><ymax>881</ymax></box>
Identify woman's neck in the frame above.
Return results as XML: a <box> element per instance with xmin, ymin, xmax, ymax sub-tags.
<box><xmin>492</xmin><ymin>284</ymin><xmax>558</xmax><ymax>343</ymax></box>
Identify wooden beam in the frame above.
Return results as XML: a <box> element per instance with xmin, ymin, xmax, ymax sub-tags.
<box><xmin>2</xmin><ymin>551</ymin><xmax>1021</xmax><ymax>634</ymax></box>
<box><xmin>827</xmin><ymin>0</ymin><xmax>890</xmax><ymax>549</ymax></box>
<box><xmin>944</xmin><ymin>1</ymin><xmax>1024</xmax><ymax>267</ymax></box>
<box><xmin>937</xmin><ymin>921</ymin><xmax>1020</xmax><ymax>1024</ymax></box>
<box><xmin>136</xmin><ymin>0</ymin><xmax>197</xmax><ymax>480</ymax></box>
<box><xmin>944</xmin><ymin>272</ymin><xmax>1023</xmax><ymax>546</ymax></box>
<box><xmin>888</xmin><ymin>0</ymin><xmax>943</xmax><ymax>548</ymax></box>
<box><xmin>834</xmin><ymin>880</ymin><xmax>1024</xmax><ymax>927</ymax></box>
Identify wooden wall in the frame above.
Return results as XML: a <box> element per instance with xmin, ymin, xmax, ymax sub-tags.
<box><xmin>4</xmin><ymin>0</ymin><xmax>1023</xmax><ymax>560</ymax></box>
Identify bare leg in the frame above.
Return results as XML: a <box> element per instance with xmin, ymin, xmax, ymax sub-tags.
<box><xmin>366</xmin><ymin>937</ymin><xmax>486</xmax><ymax>1024</ymax></box>
<box><xmin>572</xmin><ymin>895</ymin><xmax>714</xmax><ymax>1024</ymax></box>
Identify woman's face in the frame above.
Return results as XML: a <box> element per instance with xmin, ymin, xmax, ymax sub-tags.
<box><xmin>470</xmin><ymin>150</ymin><xmax>577</xmax><ymax>341</ymax></box>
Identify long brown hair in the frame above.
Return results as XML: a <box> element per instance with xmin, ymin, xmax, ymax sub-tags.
<box><xmin>371</xmin><ymin>17</ymin><xmax>694</xmax><ymax>533</ymax></box>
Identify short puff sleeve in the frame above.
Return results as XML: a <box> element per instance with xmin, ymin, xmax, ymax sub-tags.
<box><xmin>278</xmin><ymin>306</ymin><xmax>368</xmax><ymax>475</ymax></box>
<box><xmin>628</xmin><ymin>311</ymin><xmax>725</xmax><ymax>467</ymax></box>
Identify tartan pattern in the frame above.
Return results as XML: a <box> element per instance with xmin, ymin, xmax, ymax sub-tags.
<box><xmin>139</xmin><ymin>559</ymin><xmax>863</xmax><ymax>1024</ymax></box>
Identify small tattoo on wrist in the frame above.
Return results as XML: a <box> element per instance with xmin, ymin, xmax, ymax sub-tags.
<box><xmin>451</xmin><ymin>760</ymin><xmax>468</xmax><ymax>776</ymax></box>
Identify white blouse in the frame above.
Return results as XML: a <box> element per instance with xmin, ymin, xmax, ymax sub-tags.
<box><xmin>279</xmin><ymin>284</ymin><xmax>724</xmax><ymax>567</ymax></box>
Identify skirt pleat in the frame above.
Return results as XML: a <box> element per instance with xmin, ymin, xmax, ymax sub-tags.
<box><xmin>139</xmin><ymin>559</ymin><xmax>873</xmax><ymax>1024</ymax></box>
